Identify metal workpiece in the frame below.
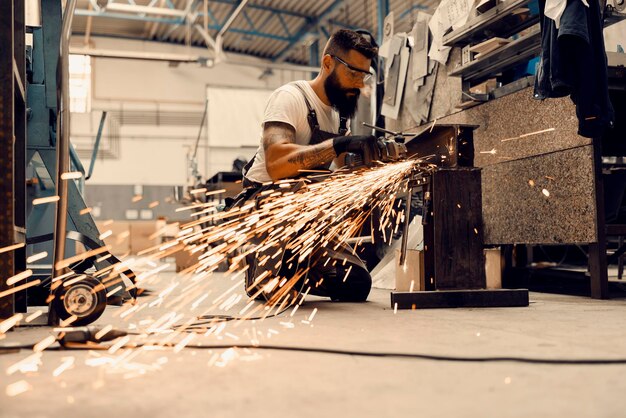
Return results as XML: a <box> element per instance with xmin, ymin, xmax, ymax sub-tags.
<box><xmin>397</xmin><ymin>169</ymin><xmax>433</xmax><ymax>269</ymax></box>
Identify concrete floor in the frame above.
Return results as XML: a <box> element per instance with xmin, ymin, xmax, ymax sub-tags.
<box><xmin>1</xmin><ymin>263</ymin><xmax>626</xmax><ymax>418</ymax></box>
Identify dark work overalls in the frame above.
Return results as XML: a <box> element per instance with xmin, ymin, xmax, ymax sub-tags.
<box><xmin>240</xmin><ymin>84</ymin><xmax>372</xmax><ymax>303</ymax></box>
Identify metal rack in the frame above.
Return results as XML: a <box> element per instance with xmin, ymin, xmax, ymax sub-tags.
<box><xmin>443</xmin><ymin>0</ymin><xmax>539</xmax><ymax>47</ymax></box>
<box><xmin>448</xmin><ymin>27</ymin><xmax>541</xmax><ymax>83</ymax></box>
<box><xmin>443</xmin><ymin>0</ymin><xmax>541</xmax><ymax>86</ymax></box>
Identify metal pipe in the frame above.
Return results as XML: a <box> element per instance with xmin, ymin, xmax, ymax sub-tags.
<box><xmin>192</xmin><ymin>101</ymin><xmax>208</xmax><ymax>161</ymax></box>
<box><xmin>52</xmin><ymin>0</ymin><xmax>78</xmax><ymax>285</ymax></box>
<box><xmin>69</xmin><ymin>46</ymin><xmax>202</xmax><ymax>62</ymax></box>
<box><xmin>86</xmin><ymin>111</ymin><xmax>107</xmax><ymax>180</ymax></box>
<box><xmin>104</xmin><ymin>3</ymin><xmax>187</xmax><ymax>17</ymax></box>
<box><xmin>223</xmin><ymin>56</ymin><xmax>319</xmax><ymax>72</ymax></box>
<box><xmin>61</xmin><ymin>0</ymin><xmax>77</xmax><ymax>43</ymax></box>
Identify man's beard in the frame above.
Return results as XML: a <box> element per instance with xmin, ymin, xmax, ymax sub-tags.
<box><xmin>324</xmin><ymin>70</ymin><xmax>360</xmax><ymax>119</ymax></box>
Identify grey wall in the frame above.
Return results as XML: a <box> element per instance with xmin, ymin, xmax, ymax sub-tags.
<box><xmin>84</xmin><ymin>184</ymin><xmax>189</xmax><ymax>222</ymax></box>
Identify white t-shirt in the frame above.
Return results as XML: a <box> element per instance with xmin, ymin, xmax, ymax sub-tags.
<box><xmin>245</xmin><ymin>80</ymin><xmax>343</xmax><ymax>184</ymax></box>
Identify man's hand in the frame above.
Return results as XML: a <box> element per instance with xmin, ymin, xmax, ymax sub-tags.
<box><xmin>333</xmin><ymin>135</ymin><xmax>383</xmax><ymax>165</ymax></box>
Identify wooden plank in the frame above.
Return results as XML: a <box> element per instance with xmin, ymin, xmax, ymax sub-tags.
<box><xmin>430</xmin><ymin>168</ymin><xmax>485</xmax><ymax>289</ymax></box>
<box><xmin>395</xmin><ymin>249</ymin><xmax>425</xmax><ymax>291</ymax></box>
<box><xmin>0</xmin><ymin>0</ymin><xmax>15</xmax><ymax>319</ymax></box>
<box><xmin>485</xmin><ymin>248</ymin><xmax>502</xmax><ymax>289</ymax></box>
<box><xmin>391</xmin><ymin>289</ymin><xmax>529</xmax><ymax>309</ymax></box>
<box><xmin>469</xmin><ymin>37</ymin><xmax>511</xmax><ymax>56</ymax></box>
<box><xmin>13</xmin><ymin>0</ymin><xmax>26</xmax><ymax>312</ymax></box>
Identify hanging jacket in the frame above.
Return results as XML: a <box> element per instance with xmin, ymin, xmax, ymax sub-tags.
<box><xmin>534</xmin><ymin>0</ymin><xmax>615</xmax><ymax>138</ymax></box>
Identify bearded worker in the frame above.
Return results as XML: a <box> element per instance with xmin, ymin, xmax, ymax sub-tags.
<box><xmin>241</xmin><ymin>29</ymin><xmax>382</xmax><ymax>303</ymax></box>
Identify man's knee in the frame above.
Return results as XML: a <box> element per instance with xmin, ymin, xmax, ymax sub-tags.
<box><xmin>335</xmin><ymin>264</ymin><xmax>371</xmax><ymax>302</ymax></box>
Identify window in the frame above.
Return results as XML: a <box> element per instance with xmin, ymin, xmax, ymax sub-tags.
<box><xmin>69</xmin><ymin>54</ymin><xmax>91</xmax><ymax>113</ymax></box>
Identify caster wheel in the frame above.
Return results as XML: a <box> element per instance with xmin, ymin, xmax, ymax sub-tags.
<box><xmin>52</xmin><ymin>275</ymin><xmax>107</xmax><ymax>326</ymax></box>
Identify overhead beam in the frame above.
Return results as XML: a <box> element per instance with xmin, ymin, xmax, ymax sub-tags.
<box><xmin>193</xmin><ymin>23</ymin><xmax>216</xmax><ymax>49</ymax></box>
<box><xmin>70</xmin><ymin>44</ymin><xmax>319</xmax><ymax>72</ymax></box>
<box><xmin>104</xmin><ymin>2</ymin><xmax>187</xmax><ymax>17</ymax></box>
<box><xmin>148</xmin><ymin>0</ymin><xmax>198</xmax><ymax>42</ymax></box>
<box><xmin>76</xmin><ymin>9</ymin><xmax>184</xmax><ymax>24</ymax></box>
<box><xmin>209</xmin><ymin>0</ymin><xmax>309</xmax><ymax>19</ymax></box>
<box><xmin>241</xmin><ymin>10</ymin><xmax>256</xmax><ymax>31</ymax></box>
<box><xmin>69</xmin><ymin>46</ymin><xmax>202</xmax><ymax>62</ymax></box>
<box><xmin>218</xmin><ymin>0</ymin><xmax>249</xmax><ymax>38</ymax></box>
<box><xmin>75</xmin><ymin>8</ymin><xmax>293</xmax><ymax>42</ymax></box>
<box><xmin>273</xmin><ymin>0</ymin><xmax>345</xmax><ymax>63</ymax></box>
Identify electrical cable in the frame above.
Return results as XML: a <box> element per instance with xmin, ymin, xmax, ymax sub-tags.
<box><xmin>2</xmin><ymin>339</ymin><xmax>626</xmax><ymax>365</ymax></box>
<box><xmin>178</xmin><ymin>302</ymin><xmax>293</xmax><ymax>329</ymax></box>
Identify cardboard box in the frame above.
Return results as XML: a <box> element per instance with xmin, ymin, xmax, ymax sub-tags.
<box><xmin>174</xmin><ymin>248</ymin><xmax>201</xmax><ymax>273</ymax></box>
<box><xmin>95</xmin><ymin>220</ymin><xmax>131</xmax><ymax>256</ymax></box>
<box><xmin>484</xmin><ymin>248</ymin><xmax>502</xmax><ymax>289</ymax></box>
<box><xmin>470</xmin><ymin>37</ymin><xmax>510</xmax><ymax>58</ymax></box>
<box><xmin>129</xmin><ymin>221</ymin><xmax>160</xmax><ymax>254</ymax></box>
<box><xmin>469</xmin><ymin>78</ymin><xmax>497</xmax><ymax>95</ymax></box>
<box><xmin>395</xmin><ymin>249</ymin><xmax>425</xmax><ymax>291</ymax></box>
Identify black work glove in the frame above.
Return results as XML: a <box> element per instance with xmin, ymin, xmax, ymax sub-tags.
<box><xmin>333</xmin><ymin>135</ymin><xmax>383</xmax><ymax>165</ymax></box>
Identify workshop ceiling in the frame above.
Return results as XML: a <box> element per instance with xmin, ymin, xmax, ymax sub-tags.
<box><xmin>72</xmin><ymin>0</ymin><xmax>440</xmax><ymax>65</ymax></box>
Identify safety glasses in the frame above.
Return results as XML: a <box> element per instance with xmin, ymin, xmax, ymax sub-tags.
<box><xmin>330</xmin><ymin>55</ymin><xmax>373</xmax><ymax>82</ymax></box>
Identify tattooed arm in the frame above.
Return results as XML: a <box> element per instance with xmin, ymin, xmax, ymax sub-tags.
<box><xmin>263</xmin><ymin>121</ymin><xmax>337</xmax><ymax>181</ymax></box>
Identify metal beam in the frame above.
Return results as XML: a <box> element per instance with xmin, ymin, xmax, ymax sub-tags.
<box><xmin>154</xmin><ymin>0</ymin><xmax>200</xmax><ymax>42</ymax></box>
<box><xmin>241</xmin><ymin>10</ymin><xmax>255</xmax><ymax>31</ymax></box>
<box><xmin>276</xmin><ymin>12</ymin><xmax>291</xmax><ymax>37</ymax></box>
<box><xmin>193</xmin><ymin>23</ymin><xmax>216</xmax><ymax>49</ymax></box>
<box><xmin>69</xmin><ymin>46</ymin><xmax>203</xmax><ymax>62</ymax></box>
<box><xmin>205</xmin><ymin>7</ymin><xmax>219</xmax><ymax>25</ymax></box>
<box><xmin>273</xmin><ymin>0</ymin><xmax>345</xmax><ymax>63</ymax></box>
<box><xmin>319</xmin><ymin>25</ymin><xmax>330</xmax><ymax>39</ymax></box>
<box><xmin>209</xmin><ymin>0</ymin><xmax>309</xmax><ymax>19</ymax></box>
<box><xmin>377</xmin><ymin>0</ymin><xmax>390</xmax><ymax>44</ymax></box>
<box><xmin>218</xmin><ymin>0</ymin><xmax>248</xmax><ymax>38</ymax></box>
<box><xmin>144</xmin><ymin>0</ymin><xmax>167</xmax><ymax>39</ymax></box>
<box><xmin>70</xmin><ymin>44</ymin><xmax>320</xmax><ymax>72</ymax></box>
<box><xmin>104</xmin><ymin>2</ymin><xmax>187</xmax><ymax>17</ymax></box>
<box><xmin>76</xmin><ymin>9</ymin><xmax>184</xmax><ymax>24</ymax></box>
<box><xmin>75</xmin><ymin>8</ymin><xmax>293</xmax><ymax>42</ymax></box>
